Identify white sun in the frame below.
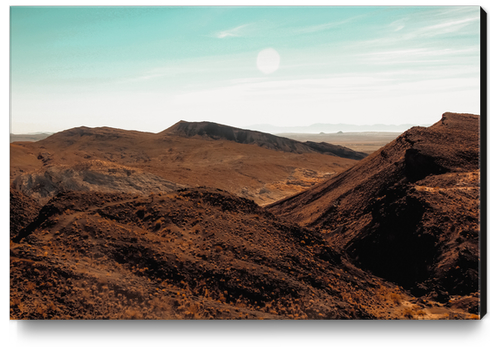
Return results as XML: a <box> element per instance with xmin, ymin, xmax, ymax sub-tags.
<box><xmin>256</xmin><ymin>48</ymin><xmax>281</xmax><ymax>74</ymax></box>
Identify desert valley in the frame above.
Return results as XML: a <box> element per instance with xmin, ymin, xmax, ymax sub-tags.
<box><xmin>10</xmin><ymin>112</ymin><xmax>482</xmax><ymax>320</ymax></box>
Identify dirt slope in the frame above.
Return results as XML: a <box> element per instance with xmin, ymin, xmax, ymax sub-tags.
<box><xmin>10</xmin><ymin>114</ymin><xmax>481</xmax><ymax>319</ymax></box>
<box><xmin>11</xmin><ymin>188</ymin><xmax>474</xmax><ymax>320</ymax></box>
<box><xmin>10</xmin><ymin>189</ymin><xmax>41</xmax><ymax>240</ymax></box>
<box><xmin>11</xmin><ymin>125</ymin><xmax>358</xmax><ymax>205</ymax></box>
<box><xmin>268</xmin><ymin>112</ymin><xmax>481</xmax><ymax>302</ymax></box>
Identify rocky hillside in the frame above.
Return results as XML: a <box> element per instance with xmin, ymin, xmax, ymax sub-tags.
<box><xmin>12</xmin><ymin>160</ymin><xmax>186</xmax><ymax>205</ymax></box>
<box><xmin>268</xmin><ymin>112</ymin><xmax>481</xmax><ymax>303</ymax></box>
<box><xmin>10</xmin><ymin>113</ymin><xmax>481</xmax><ymax>319</ymax></box>
<box><xmin>11</xmin><ymin>124</ymin><xmax>358</xmax><ymax>205</ymax></box>
<box><xmin>11</xmin><ymin>187</ymin><xmax>474</xmax><ymax>320</ymax></box>
<box><xmin>10</xmin><ymin>189</ymin><xmax>41</xmax><ymax>240</ymax></box>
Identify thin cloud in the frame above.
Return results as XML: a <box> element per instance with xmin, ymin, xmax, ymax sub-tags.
<box><xmin>423</xmin><ymin>16</ymin><xmax>479</xmax><ymax>34</ymax></box>
<box><xmin>115</xmin><ymin>67</ymin><xmax>191</xmax><ymax>84</ymax></box>
<box><xmin>296</xmin><ymin>22</ymin><xmax>343</xmax><ymax>34</ymax></box>
<box><xmin>295</xmin><ymin>17</ymin><xmax>355</xmax><ymax>35</ymax></box>
<box><xmin>406</xmin><ymin>16</ymin><xmax>479</xmax><ymax>39</ymax></box>
<box><xmin>357</xmin><ymin>46</ymin><xmax>479</xmax><ymax>67</ymax></box>
<box><xmin>214</xmin><ymin>24</ymin><xmax>251</xmax><ymax>39</ymax></box>
<box><xmin>361</xmin><ymin>47</ymin><xmax>476</xmax><ymax>59</ymax></box>
<box><xmin>389</xmin><ymin>19</ymin><xmax>406</xmax><ymax>32</ymax></box>
<box><xmin>349</xmin><ymin>13</ymin><xmax>479</xmax><ymax>51</ymax></box>
<box><xmin>172</xmin><ymin>73</ymin><xmax>478</xmax><ymax>110</ymax></box>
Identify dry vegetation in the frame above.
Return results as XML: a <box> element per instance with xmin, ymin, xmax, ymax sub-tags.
<box><xmin>269</xmin><ymin>113</ymin><xmax>481</xmax><ymax>315</ymax></box>
<box><xmin>10</xmin><ymin>188</ymin><xmax>477</xmax><ymax>320</ymax></box>
<box><xmin>10</xmin><ymin>114</ymin><xmax>481</xmax><ymax>320</ymax></box>
<box><xmin>10</xmin><ymin>124</ymin><xmax>362</xmax><ymax>206</ymax></box>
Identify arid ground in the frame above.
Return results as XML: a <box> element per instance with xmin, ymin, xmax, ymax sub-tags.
<box><xmin>277</xmin><ymin>131</ymin><xmax>403</xmax><ymax>154</ymax></box>
<box><xmin>10</xmin><ymin>112</ymin><xmax>481</xmax><ymax>319</ymax></box>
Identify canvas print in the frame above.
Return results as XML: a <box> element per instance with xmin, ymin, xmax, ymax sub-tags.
<box><xmin>10</xmin><ymin>6</ymin><xmax>484</xmax><ymax>320</ymax></box>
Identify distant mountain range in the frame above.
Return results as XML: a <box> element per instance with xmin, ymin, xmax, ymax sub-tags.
<box><xmin>246</xmin><ymin>123</ymin><xmax>430</xmax><ymax>134</ymax></box>
<box><xmin>10</xmin><ymin>133</ymin><xmax>54</xmax><ymax>142</ymax></box>
<box><xmin>10</xmin><ymin>123</ymin><xmax>429</xmax><ymax>143</ymax></box>
<box><xmin>10</xmin><ymin>121</ymin><xmax>363</xmax><ymax>206</ymax></box>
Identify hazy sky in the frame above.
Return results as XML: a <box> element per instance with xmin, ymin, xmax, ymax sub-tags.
<box><xmin>10</xmin><ymin>6</ymin><xmax>480</xmax><ymax>133</ymax></box>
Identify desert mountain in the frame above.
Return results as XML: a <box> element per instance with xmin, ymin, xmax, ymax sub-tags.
<box><xmin>11</xmin><ymin>123</ymin><xmax>361</xmax><ymax>205</ymax></box>
<box><xmin>163</xmin><ymin>120</ymin><xmax>368</xmax><ymax>160</ymax></box>
<box><xmin>268</xmin><ymin>112</ymin><xmax>480</xmax><ymax>304</ymax></box>
<box><xmin>10</xmin><ymin>114</ymin><xmax>481</xmax><ymax>320</ymax></box>
<box><xmin>11</xmin><ymin>187</ymin><xmax>474</xmax><ymax>319</ymax></box>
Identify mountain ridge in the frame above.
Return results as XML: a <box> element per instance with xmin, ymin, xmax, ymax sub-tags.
<box><xmin>163</xmin><ymin>120</ymin><xmax>368</xmax><ymax>160</ymax></box>
<box><xmin>267</xmin><ymin>112</ymin><xmax>480</xmax><ymax>300</ymax></box>
<box><xmin>12</xmin><ymin>186</ymin><xmax>476</xmax><ymax>319</ymax></box>
<box><xmin>10</xmin><ymin>121</ymin><xmax>360</xmax><ymax>206</ymax></box>
<box><xmin>9</xmin><ymin>112</ymin><xmax>482</xmax><ymax>319</ymax></box>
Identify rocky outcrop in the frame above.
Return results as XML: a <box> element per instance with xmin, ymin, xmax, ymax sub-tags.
<box><xmin>12</xmin><ymin>161</ymin><xmax>186</xmax><ymax>204</ymax></box>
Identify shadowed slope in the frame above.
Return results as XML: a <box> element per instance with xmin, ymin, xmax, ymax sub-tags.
<box><xmin>163</xmin><ymin>120</ymin><xmax>368</xmax><ymax>160</ymax></box>
<box><xmin>10</xmin><ymin>115</ymin><xmax>481</xmax><ymax>319</ymax></box>
<box><xmin>11</xmin><ymin>188</ymin><xmax>473</xmax><ymax>319</ymax></box>
<box><xmin>268</xmin><ymin>112</ymin><xmax>480</xmax><ymax>300</ymax></box>
<box><xmin>10</xmin><ymin>189</ymin><xmax>41</xmax><ymax>240</ymax></box>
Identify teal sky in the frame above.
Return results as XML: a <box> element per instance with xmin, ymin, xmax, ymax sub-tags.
<box><xmin>10</xmin><ymin>6</ymin><xmax>480</xmax><ymax>133</ymax></box>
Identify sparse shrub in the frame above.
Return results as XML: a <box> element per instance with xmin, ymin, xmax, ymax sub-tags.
<box><xmin>124</xmin><ymin>308</ymin><xmax>144</xmax><ymax>320</ymax></box>
<box><xmin>153</xmin><ymin>219</ymin><xmax>162</xmax><ymax>231</ymax></box>
<box><xmin>403</xmin><ymin>307</ymin><xmax>414</xmax><ymax>319</ymax></box>
<box><xmin>390</xmin><ymin>292</ymin><xmax>402</xmax><ymax>305</ymax></box>
<box><xmin>447</xmin><ymin>312</ymin><xmax>465</xmax><ymax>320</ymax></box>
<box><xmin>26</xmin><ymin>281</ymin><xmax>36</xmax><ymax>291</ymax></box>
